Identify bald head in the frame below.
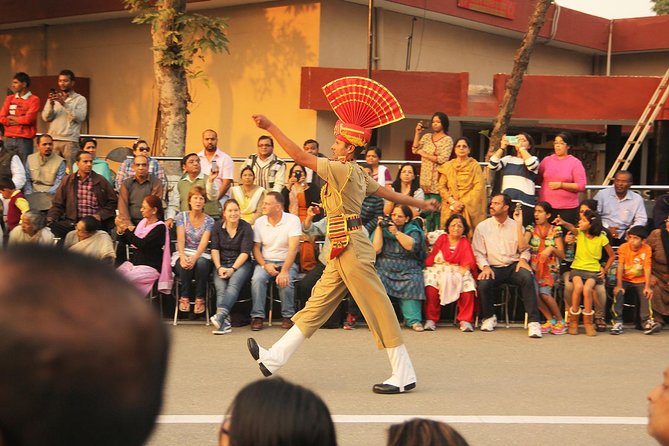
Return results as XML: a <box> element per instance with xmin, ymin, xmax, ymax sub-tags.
<box><xmin>0</xmin><ymin>246</ymin><xmax>168</xmax><ymax>446</ymax></box>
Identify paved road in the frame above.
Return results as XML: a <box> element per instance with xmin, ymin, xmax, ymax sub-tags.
<box><xmin>147</xmin><ymin>322</ymin><xmax>665</xmax><ymax>446</ymax></box>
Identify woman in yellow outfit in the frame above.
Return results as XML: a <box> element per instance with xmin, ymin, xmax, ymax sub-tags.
<box><xmin>247</xmin><ymin>77</ymin><xmax>438</xmax><ymax>394</ymax></box>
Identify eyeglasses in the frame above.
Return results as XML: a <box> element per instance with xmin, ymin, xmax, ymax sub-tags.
<box><xmin>137</xmin><ymin>147</ymin><xmax>151</xmax><ymax>152</ymax></box>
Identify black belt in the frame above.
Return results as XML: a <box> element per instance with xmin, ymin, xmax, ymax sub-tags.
<box><xmin>346</xmin><ymin>216</ymin><xmax>362</xmax><ymax>230</ymax></box>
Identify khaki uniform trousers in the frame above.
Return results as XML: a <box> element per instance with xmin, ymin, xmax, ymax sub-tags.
<box><xmin>292</xmin><ymin>236</ymin><xmax>403</xmax><ymax>349</ymax></box>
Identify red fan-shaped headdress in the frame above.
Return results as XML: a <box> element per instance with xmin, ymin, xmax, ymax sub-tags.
<box><xmin>322</xmin><ymin>76</ymin><xmax>404</xmax><ymax>147</ymax></box>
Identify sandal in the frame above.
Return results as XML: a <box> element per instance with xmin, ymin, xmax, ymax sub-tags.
<box><xmin>193</xmin><ymin>298</ymin><xmax>206</xmax><ymax>314</ymax></box>
<box><xmin>178</xmin><ymin>297</ymin><xmax>190</xmax><ymax>312</ymax></box>
<box><xmin>594</xmin><ymin>317</ymin><xmax>606</xmax><ymax>332</ymax></box>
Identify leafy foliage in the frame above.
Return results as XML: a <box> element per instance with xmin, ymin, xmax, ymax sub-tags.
<box><xmin>651</xmin><ymin>0</ymin><xmax>669</xmax><ymax>15</ymax></box>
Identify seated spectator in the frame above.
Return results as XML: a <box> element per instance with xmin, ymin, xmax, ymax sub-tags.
<box><xmin>166</xmin><ymin>153</ymin><xmax>219</xmax><ymax>227</ymax></box>
<box><xmin>219</xmin><ymin>377</ymin><xmax>336</xmax><ymax>446</ymax></box>
<box><xmin>562</xmin><ymin>199</ymin><xmax>610</xmax><ymax>331</ymax></box>
<box><xmin>282</xmin><ymin>163</ymin><xmax>321</xmax><ymax>271</ymax></box>
<box><xmin>229</xmin><ymin>166</ymin><xmax>265</xmax><ymax>226</ymax></box>
<box><xmin>241</xmin><ymin>135</ymin><xmax>286</xmax><ymax>192</ymax></box>
<box><xmin>519</xmin><ymin>201</ymin><xmax>566</xmax><ymax>335</ymax></box>
<box><xmin>647</xmin><ymin>365</ymin><xmax>669</xmax><ymax>446</ymax></box>
<box><xmin>472</xmin><ymin>193</ymin><xmax>542</xmax><ymax>337</ymax></box>
<box><xmin>250</xmin><ymin>192</ymin><xmax>301</xmax><ymax>331</ymax></box>
<box><xmin>116</xmin><ymin>194</ymin><xmax>172</xmax><ymax>297</ymax></box>
<box><xmin>46</xmin><ymin>150</ymin><xmax>118</xmax><ymax>239</ymax></box>
<box><xmin>172</xmin><ymin>186</ymin><xmax>214</xmax><ymax>315</ymax></box>
<box><xmin>374</xmin><ymin>204</ymin><xmax>426</xmax><ymax>332</ymax></box>
<box><xmin>439</xmin><ymin>136</ymin><xmax>487</xmax><ymax>233</ymax></box>
<box><xmin>361</xmin><ymin>163</ymin><xmax>385</xmax><ymax>235</ymax></box>
<box><xmin>411</xmin><ymin>112</ymin><xmax>453</xmax><ymax>232</ymax></box>
<box><xmin>652</xmin><ymin>193</ymin><xmax>669</xmax><ymax>230</ymax></box>
<box><xmin>8</xmin><ymin>209</ymin><xmax>55</xmax><ymax>245</ymax></box>
<box><xmin>114</xmin><ymin>139</ymin><xmax>167</xmax><ymax>191</ymax></box>
<box><xmin>595</xmin><ymin>170</ymin><xmax>648</xmax><ymax>246</ymax></box>
<box><xmin>23</xmin><ymin>133</ymin><xmax>65</xmax><ymax>211</ymax></box>
<box><xmin>74</xmin><ymin>137</ymin><xmax>112</xmax><ymax>184</ymax></box>
<box><xmin>423</xmin><ymin>214</ymin><xmax>478</xmax><ymax>332</ymax></box>
<box><xmin>0</xmin><ymin>177</ymin><xmax>29</xmax><ymax>233</ymax></box>
<box><xmin>489</xmin><ymin>132</ymin><xmax>539</xmax><ymax>227</ymax></box>
<box><xmin>611</xmin><ymin>225</ymin><xmax>659</xmax><ymax>335</ymax></box>
<box><xmin>301</xmin><ymin>138</ymin><xmax>325</xmax><ymax>189</ymax></box>
<box><xmin>536</xmin><ymin>132</ymin><xmax>586</xmax><ymax>225</ymax></box>
<box><xmin>384</xmin><ymin>163</ymin><xmax>424</xmax><ymax>218</ymax></box>
<box><xmin>387</xmin><ymin>418</ymin><xmax>470</xmax><ymax>446</ymax></box>
<box><xmin>648</xmin><ymin>215</ymin><xmax>669</xmax><ymax>331</ymax></box>
<box><xmin>63</xmin><ymin>216</ymin><xmax>115</xmax><ymax>264</ymax></box>
<box><xmin>0</xmin><ymin>245</ymin><xmax>167</xmax><ymax>446</ymax></box>
<box><xmin>117</xmin><ymin>154</ymin><xmax>164</xmax><ymax>225</ymax></box>
<box><xmin>364</xmin><ymin>146</ymin><xmax>392</xmax><ymax>187</ymax></box>
<box><xmin>555</xmin><ymin>210</ymin><xmax>615</xmax><ymax>336</ymax></box>
<box><xmin>210</xmin><ymin>199</ymin><xmax>253</xmax><ymax>335</ymax></box>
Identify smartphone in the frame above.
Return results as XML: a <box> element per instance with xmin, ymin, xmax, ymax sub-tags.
<box><xmin>515</xmin><ymin>202</ymin><xmax>522</xmax><ymax>213</ymax></box>
<box><xmin>295</xmin><ymin>170</ymin><xmax>302</xmax><ymax>181</ymax></box>
<box><xmin>506</xmin><ymin>135</ymin><xmax>519</xmax><ymax>146</ymax></box>
<box><xmin>211</xmin><ymin>160</ymin><xmax>218</xmax><ymax>174</ymax></box>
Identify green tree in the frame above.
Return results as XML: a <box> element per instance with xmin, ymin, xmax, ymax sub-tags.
<box><xmin>651</xmin><ymin>0</ymin><xmax>669</xmax><ymax>15</ymax></box>
<box><xmin>123</xmin><ymin>0</ymin><xmax>229</xmax><ymax>159</ymax></box>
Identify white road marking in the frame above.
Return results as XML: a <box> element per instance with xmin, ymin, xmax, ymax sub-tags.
<box><xmin>157</xmin><ymin>415</ymin><xmax>647</xmax><ymax>425</ymax></box>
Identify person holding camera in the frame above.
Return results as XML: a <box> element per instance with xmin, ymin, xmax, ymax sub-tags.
<box><xmin>374</xmin><ymin>204</ymin><xmax>427</xmax><ymax>332</ymax></box>
<box><xmin>488</xmin><ymin>132</ymin><xmax>539</xmax><ymax>227</ymax></box>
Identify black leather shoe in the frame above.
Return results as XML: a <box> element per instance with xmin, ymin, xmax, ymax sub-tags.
<box><xmin>372</xmin><ymin>382</ymin><xmax>416</xmax><ymax>394</ymax></box>
<box><xmin>247</xmin><ymin>338</ymin><xmax>272</xmax><ymax>377</ymax></box>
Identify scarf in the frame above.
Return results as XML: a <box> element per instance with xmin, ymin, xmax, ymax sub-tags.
<box><xmin>533</xmin><ymin>224</ymin><xmax>554</xmax><ymax>288</ymax></box>
<box><xmin>134</xmin><ymin>218</ymin><xmax>173</xmax><ymax>294</ymax></box>
<box><xmin>427</xmin><ymin>235</ymin><xmax>478</xmax><ymax>279</ymax></box>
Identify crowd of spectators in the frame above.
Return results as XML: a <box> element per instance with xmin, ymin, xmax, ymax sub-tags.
<box><xmin>1</xmin><ymin>72</ymin><xmax>668</xmax><ymax>339</ymax></box>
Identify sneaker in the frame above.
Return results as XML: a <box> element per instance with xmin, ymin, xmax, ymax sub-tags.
<box><xmin>540</xmin><ymin>320</ymin><xmax>554</xmax><ymax>334</ymax></box>
<box><xmin>550</xmin><ymin>320</ymin><xmax>568</xmax><ymax>335</ymax></box>
<box><xmin>343</xmin><ymin>314</ymin><xmax>357</xmax><ymax>330</ymax></box>
<box><xmin>423</xmin><ymin>320</ymin><xmax>437</xmax><ymax>331</ymax></box>
<box><xmin>480</xmin><ymin>315</ymin><xmax>497</xmax><ymax>332</ymax></box>
<box><xmin>412</xmin><ymin>322</ymin><xmax>425</xmax><ymax>332</ymax></box>
<box><xmin>210</xmin><ymin>313</ymin><xmax>223</xmax><ymax>329</ymax></box>
<box><xmin>644</xmin><ymin>320</ymin><xmax>663</xmax><ymax>335</ymax></box>
<box><xmin>459</xmin><ymin>321</ymin><xmax>474</xmax><ymax>332</ymax></box>
<box><xmin>528</xmin><ymin>322</ymin><xmax>542</xmax><ymax>338</ymax></box>
<box><xmin>610</xmin><ymin>322</ymin><xmax>624</xmax><ymax>335</ymax></box>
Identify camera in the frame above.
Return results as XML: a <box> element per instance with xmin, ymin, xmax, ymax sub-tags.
<box><xmin>294</xmin><ymin>170</ymin><xmax>302</xmax><ymax>181</ymax></box>
<box><xmin>379</xmin><ymin>216</ymin><xmax>392</xmax><ymax>228</ymax></box>
<box><xmin>506</xmin><ymin>135</ymin><xmax>519</xmax><ymax>146</ymax></box>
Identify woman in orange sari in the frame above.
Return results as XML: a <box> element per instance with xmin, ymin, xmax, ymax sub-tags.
<box><xmin>437</xmin><ymin>137</ymin><xmax>486</xmax><ymax>234</ymax></box>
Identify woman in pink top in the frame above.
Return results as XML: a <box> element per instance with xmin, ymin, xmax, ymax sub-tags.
<box><xmin>536</xmin><ymin>132</ymin><xmax>586</xmax><ymax>225</ymax></box>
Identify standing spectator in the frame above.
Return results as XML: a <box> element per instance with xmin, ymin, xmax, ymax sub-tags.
<box><xmin>250</xmin><ymin>192</ymin><xmax>301</xmax><ymax>331</ymax></box>
<box><xmin>46</xmin><ymin>151</ymin><xmax>117</xmax><ymax>239</ymax></box>
<box><xmin>0</xmin><ymin>129</ymin><xmax>26</xmax><ymax>190</ymax></box>
<box><xmin>241</xmin><ymin>135</ymin><xmax>286</xmax><ymax>192</ymax></box>
<box><xmin>647</xmin><ymin>366</ymin><xmax>669</xmax><ymax>446</ymax></box>
<box><xmin>536</xmin><ymin>132</ymin><xmax>587</xmax><ymax>225</ymax></box>
<box><xmin>41</xmin><ymin>69</ymin><xmax>87</xmax><ymax>169</ymax></box>
<box><xmin>439</xmin><ymin>136</ymin><xmax>487</xmax><ymax>233</ymax></box>
<box><xmin>423</xmin><ymin>214</ymin><xmax>478</xmax><ymax>332</ymax></box>
<box><xmin>520</xmin><ymin>201</ymin><xmax>567</xmax><ymax>335</ymax></box>
<box><xmin>229</xmin><ymin>166</ymin><xmax>265</xmax><ymax>225</ymax></box>
<box><xmin>8</xmin><ymin>210</ymin><xmax>55</xmax><ymax>246</ymax></box>
<box><xmin>648</xmin><ymin>215</ymin><xmax>669</xmax><ymax>332</ymax></box>
<box><xmin>489</xmin><ymin>133</ymin><xmax>539</xmax><ymax>227</ymax></box>
<box><xmin>73</xmin><ymin>138</ymin><xmax>112</xmax><ymax>183</ymax></box>
<box><xmin>411</xmin><ymin>112</ymin><xmax>453</xmax><ymax>232</ymax></box>
<box><xmin>472</xmin><ymin>194</ymin><xmax>542</xmax><ymax>337</ymax></box>
<box><xmin>374</xmin><ymin>204</ymin><xmax>426</xmax><ymax>332</ymax></box>
<box><xmin>0</xmin><ymin>72</ymin><xmax>40</xmax><ymax>162</ymax></box>
<box><xmin>172</xmin><ymin>186</ymin><xmax>214</xmax><ymax>316</ymax></box>
<box><xmin>595</xmin><ymin>170</ymin><xmax>648</xmax><ymax>246</ymax></box>
<box><xmin>611</xmin><ymin>226</ymin><xmax>658</xmax><ymax>335</ymax></box>
<box><xmin>114</xmin><ymin>139</ymin><xmax>167</xmax><ymax>191</ymax></box>
<box><xmin>24</xmin><ymin>134</ymin><xmax>65</xmax><ymax>212</ymax></box>
<box><xmin>364</xmin><ymin>146</ymin><xmax>392</xmax><ymax>187</ymax></box>
<box><xmin>197</xmin><ymin>129</ymin><xmax>234</xmax><ymax>204</ymax></box>
<box><xmin>301</xmin><ymin>139</ymin><xmax>325</xmax><ymax>189</ymax></box>
<box><xmin>210</xmin><ymin>199</ymin><xmax>254</xmax><ymax>335</ymax></box>
<box><xmin>384</xmin><ymin>163</ymin><xmax>424</xmax><ymax>218</ymax></box>
<box><xmin>165</xmin><ymin>153</ymin><xmax>219</xmax><ymax>226</ymax></box>
<box><xmin>117</xmin><ymin>155</ymin><xmax>164</xmax><ymax>225</ymax></box>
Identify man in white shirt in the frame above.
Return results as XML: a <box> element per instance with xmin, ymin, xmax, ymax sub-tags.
<box><xmin>197</xmin><ymin>129</ymin><xmax>233</xmax><ymax>206</ymax></box>
<box><xmin>472</xmin><ymin>193</ymin><xmax>542</xmax><ymax>338</ymax></box>
<box><xmin>250</xmin><ymin>192</ymin><xmax>301</xmax><ymax>331</ymax></box>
